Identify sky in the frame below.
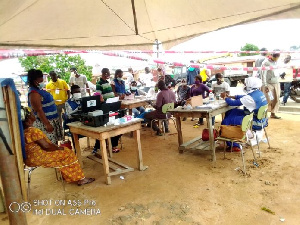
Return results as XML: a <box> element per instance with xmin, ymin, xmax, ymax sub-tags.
<box><xmin>1</xmin><ymin>19</ymin><xmax>300</xmax><ymax>78</ymax></box>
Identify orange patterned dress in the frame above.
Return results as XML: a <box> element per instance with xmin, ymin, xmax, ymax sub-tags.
<box><xmin>24</xmin><ymin>127</ymin><xmax>84</xmax><ymax>183</ymax></box>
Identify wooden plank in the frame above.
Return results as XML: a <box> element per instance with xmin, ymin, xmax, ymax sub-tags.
<box><xmin>108</xmin><ymin>157</ymin><xmax>132</xmax><ymax>169</ymax></box>
<box><xmin>7</xmin><ymin>87</ymin><xmax>27</xmax><ymax>202</ymax></box>
<box><xmin>108</xmin><ymin>168</ymin><xmax>134</xmax><ymax>176</ymax></box>
<box><xmin>180</xmin><ymin>136</ymin><xmax>202</xmax><ymax>148</ymax></box>
<box><xmin>87</xmin><ymin>154</ymin><xmax>120</xmax><ymax>171</ymax></box>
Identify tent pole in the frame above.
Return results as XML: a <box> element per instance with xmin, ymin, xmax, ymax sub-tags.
<box><xmin>131</xmin><ymin>0</ymin><xmax>139</xmax><ymax>35</ymax></box>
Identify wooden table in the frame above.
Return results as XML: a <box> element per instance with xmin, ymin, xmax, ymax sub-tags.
<box><xmin>67</xmin><ymin>119</ymin><xmax>148</xmax><ymax>184</ymax></box>
<box><xmin>121</xmin><ymin>98</ymin><xmax>153</xmax><ymax>115</ymax></box>
<box><xmin>168</xmin><ymin>102</ymin><xmax>235</xmax><ymax>161</ymax></box>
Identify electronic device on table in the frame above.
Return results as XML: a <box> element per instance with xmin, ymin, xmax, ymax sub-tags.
<box><xmin>72</xmin><ymin>96</ymin><xmax>127</xmax><ymax>127</ymax></box>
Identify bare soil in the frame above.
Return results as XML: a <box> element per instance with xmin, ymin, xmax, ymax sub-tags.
<box><xmin>1</xmin><ymin>112</ymin><xmax>300</xmax><ymax>225</ymax></box>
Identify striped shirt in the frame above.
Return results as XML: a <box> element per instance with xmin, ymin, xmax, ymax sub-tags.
<box><xmin>96</xmin><ymin>78</ymin><xmax>115</xmax><ymax>100</ymax></box>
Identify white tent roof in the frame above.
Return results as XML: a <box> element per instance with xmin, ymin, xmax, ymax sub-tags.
<box><xmin>0</xmin><ymin>0</ymin><xmax>300</xmax><ymax>50</ymax></box>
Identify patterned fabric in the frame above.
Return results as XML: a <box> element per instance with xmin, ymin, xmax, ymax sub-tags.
<box><xmin>96</xmin><ymin>78</ymin><xmax>115</xmax><ymax>100</ymax></box>
<box><xmin>28</xmin><ymin>87</ymin><xmax>58</xmax><ymax>120</ymax></box>
<box><xmin>24</xmin><ymin>127</ymin><xmax>84</xmax><ymax>183</ymax></box>
<box><xmin>177</xmin><ymin>85</ymin><xmax>190</xmax><ymax>101</ymax></box>
<box><xmin>34</xmin><ymin>118</ymin><xmax>63</xmax><ymax>144</ymax></box>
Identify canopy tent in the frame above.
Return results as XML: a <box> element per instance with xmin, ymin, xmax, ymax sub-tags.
<box><xmin>0</xmin><ymin>0</ymin><xmax>300</xmax><ymax>50</ymax></box>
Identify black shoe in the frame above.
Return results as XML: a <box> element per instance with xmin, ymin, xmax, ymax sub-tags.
<box><xmin>182</xmin><ymin>117</ymin><xmax>187</xmax><ymax>121</ymax></box>
<box><xmin>165</xmin><ymin>129</ymin><xmax>170</xmax><ymax>133</ymax></box>
<box><xmin>156</xmin><ymin>131</ymin><xmax>163</xmax><ymax>136</ymax></box>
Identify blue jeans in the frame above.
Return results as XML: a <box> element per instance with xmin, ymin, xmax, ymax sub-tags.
<box><xmin>132</xmin><ymin>106</ymin><xmax>145</xmax><ymax>118</ymax></box>
<box><xmin>283</xmin><ymin>82</ymin><xmax>292</xmax><ymax>103</ymax></box>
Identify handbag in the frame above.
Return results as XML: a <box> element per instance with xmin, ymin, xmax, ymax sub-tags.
<box><xmin>202</xmin><ymin>128</ymin><xmax>219</xmax><ymax>141</ymax></box>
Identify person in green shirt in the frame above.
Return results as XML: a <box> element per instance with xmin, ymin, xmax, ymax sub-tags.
<box><xmin>96</xmin><ymin>68</ymin><xmax>115</xmax><ymax>100</ymax></box>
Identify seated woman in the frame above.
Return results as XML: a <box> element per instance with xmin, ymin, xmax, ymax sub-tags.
<box><xmin>111</xmin><ymin>69</ymin><xmax>130</xmax><ymax>99</ymax></box>
<box><xmin>21</xmin><ymin>106</ymin><xmax>95</xmax><ymax>186</ymax></box>
<box><xmin>130</xmin><ymin>81</ymin><xmax>146</xmax><ymax>117</ymax></box>
<box><xmin>221</xmin><ymin>77</ymin><xmax>268</xmax><ymax>152</ymax></box>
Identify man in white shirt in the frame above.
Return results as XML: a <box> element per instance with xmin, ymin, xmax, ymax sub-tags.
<box><xmin>138</xmin><ymin>67</ymin><xmax>153</xmax><ymax>92</ymax></box>
<box><xmin>212</xmin><ymin>73</ymin><xmax>230</xmax><ymax>96</ymax></box>
<box><xmin>124</xmin><ymin>68</ymin><xmax>135</xmax><ymax>85</ymax></box>
<box><xmin>69</xmin><ymin>67</ymin><xmax>90</xmax><ymax>97</ymax></box>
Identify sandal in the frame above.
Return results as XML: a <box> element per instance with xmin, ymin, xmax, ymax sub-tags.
<box><xmin>112</xmin><ymin>148</ymin><xmax>120</xmax><ymax>153</ymax></box>
<box><xmin>270</xmin><ymin>115</ymin><xmax>281</xmax><ymax>119</ymax></box>
<box><xmin>78</xmin><ymin>178</ymin><xmax>95</xmax><ymax>186</ymax></box>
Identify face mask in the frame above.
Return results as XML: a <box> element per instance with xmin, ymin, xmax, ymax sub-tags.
<box><xmin>195</xmin><ymin>80</ymin><xmax>200</xmax><ymax>85</ymax></box>
<box><xmin>155</xmin><ymin>87</ymin><xmax>158</xmax><ymax>93</ymax></box>
<box><xmin>117</xmin><ymin>77</ymin><xmax>122</xmax><ymax>81</ymax></box>
<box><xmin>70</xmin><ymin>72</ymin><xmax>75</xmax><ymax>77</ymax></box>
<box><xmin>73</xmin><ymin>93</ymin><xmax>81</xmax><ymax>100</ymax></box>
<box><xmin>131</xmin><ymin>87</ymin><xmax>137</xmax><ymax>91</ymax></box>
<box><xmin>217</xmin><ymin>78</ymin><xmax>224</xmax><ymax>83</ymax></box>
<box><xmin>38</xmin><ymin>82</ymin><xmax>45</xmax><ymax>89</ymax></box>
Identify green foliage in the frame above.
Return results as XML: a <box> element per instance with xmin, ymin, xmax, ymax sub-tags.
<box><xmin>18</xmin><ymin>54</ymin><xmax>93</xmax><ymax>82</ymax></box>
<box><xmin>240</xmin><ymin>43</ymin><xmax>260</xmax><ymax>56</ymax></box>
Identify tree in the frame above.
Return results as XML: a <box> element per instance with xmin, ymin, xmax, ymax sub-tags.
<box><xmin>239</xmin><ymin>43</ymin><xmax>260</xmax><ymax>56</ymax></box>
<box><xmin>19</xmin><ymin>54</ymin><xmax>93</xmax><ymax>82</ymax></box>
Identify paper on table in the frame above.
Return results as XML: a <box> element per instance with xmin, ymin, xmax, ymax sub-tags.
<box><xmin>106</xmin><ymin>96</ymin><xmax>119</xmax><ymax>103</ymax></box>
<box><xmin>124</xmin><ymin>94</ymin><xmax>135</xmax><ymax>100</ymax></box>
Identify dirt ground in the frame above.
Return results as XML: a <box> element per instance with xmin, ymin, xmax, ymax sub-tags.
<box><xmin>1</xmin><ymin>112</ymin><xmax>300</xmax><ymax>225</ymax></box>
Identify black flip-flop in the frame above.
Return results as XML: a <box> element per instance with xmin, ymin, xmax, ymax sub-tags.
<box><xmin>78</xmin><ymin>178</ymin><xmax>95</xmax><ymax>186</ymax></box>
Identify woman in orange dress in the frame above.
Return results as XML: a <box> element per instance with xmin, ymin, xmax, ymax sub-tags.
<box><xmin>21</xmin><ymin>106</ymin><xmax>95</xmax><ymax>186</ymax></box>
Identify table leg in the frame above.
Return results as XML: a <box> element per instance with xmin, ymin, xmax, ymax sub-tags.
<box><xmin>175</xmin><ymin>116</ymin><xmax>183</xmax><ymax>153</ymax></box>
<box><xmin>73</xmin><ymin>133</ymin><xmax>83</xmax><ymax>168</ymax></box>
<box><xmin>107</xmin><ymin>138</ymin><xmax>113</xmax><ymax>158</ymax></box>
<box><xmin>129</xmin><ymin>108</ymin><xmax>133</xmax><ymax>115</ymax></box>
<box><xmin>100</xmin><ymin>139</ymin><xmax>111</xmax><ymax>185</ymax></box>
<box><xmin>134</xmin><ymin>129</ymin><xmax>148</xmax><ymax>171</ymax></box>
<box><xmin>87</xmin><ymin>137</ymin><xmax>90</xmax><ymax>148</ymax></box>
<box><xmin>208</xmin><ymin>115</ymin><xmax>216</xmax><ymax>161</ymax></box>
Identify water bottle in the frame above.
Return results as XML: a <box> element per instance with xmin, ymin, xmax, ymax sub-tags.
<box><xmin>209</xmin><ymin>91</ymin><xmax>215</xmax><ymax>104</ymax></box>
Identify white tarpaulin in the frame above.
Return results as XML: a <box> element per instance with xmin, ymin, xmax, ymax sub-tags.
<box><xmin>0</xmin><ymin>0</ymin><xmax>300</xmax><ymax>50</ymax></box>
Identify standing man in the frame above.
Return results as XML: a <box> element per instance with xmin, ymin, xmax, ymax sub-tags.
<box><xmin>46</xmin><ymin>71</ymin><xmax>70</xmax><ymax>127</ymax></box>
<box><xmin>124</xmin><ymin>68</ymin><xmax>135</xmax><ymax>85</ymax></box>
<box><xmin>69</xmin><ymin>67</ymin><xmax>90</xmax><ymax>97</ymax></box>
<box><xmin>95</xmin><ymin>68</ymin><xmax>115</xmax><ymax>101</ymax></box>
<box><xmin>280</xmin><ymin>55</ymin><xmax>295</xmax><ymax>105</ymax></box>
<box><xmin>254</xmin><ymin>48</ymin><xmax>268</xmax><ymax>78</ymax></box>
<box><xmin>261</xmin><ymin>50</ymin><xmax>281</xmax><ymax>119</ymax></box>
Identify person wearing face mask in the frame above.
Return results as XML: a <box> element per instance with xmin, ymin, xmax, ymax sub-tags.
<box><xmin>261</xmin><ymin>49</ymin><xmax>281</xmax><ymax>119</ymax></box>
<box><xmin>111</xmin><ymin>69</ymin><xmax>130</xmax><ymax>100</ymax></box>
<box><xmin>69</xmin><ymin>67</ymin><xmax>90</xmax><ymax>97</ymax></box>
<box><xmin>130</xmin><ymin>81</ymin><xmax>146</xmax><ymax>117</ymax></box>
<box><xmin>65</xmin><ymin>85</ymin><xmax>83</xmax><ymax>121</ymax></box>
<box><xmin>220</xmin><ymin>77</ymin><xmax>268</xmax><ymax>152</ymax></box>
<box><xmin>27</xmin><ymin>69</ymin><xmax>63</xmax><ymax>144</ymax></box>
<box><xmin>212</xmin><ymin>73</ymin><xmax>230</xmax><ymax>97</ymax></box>
<box><xmin>96</xmin><ymin>68</ymin><xmax>115</xmax><ymax>101</ymax></box>
<box><xmin>190</xmin><ymin>75</ymin><xmax>210</xmax><ymax>125</ymax></box>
